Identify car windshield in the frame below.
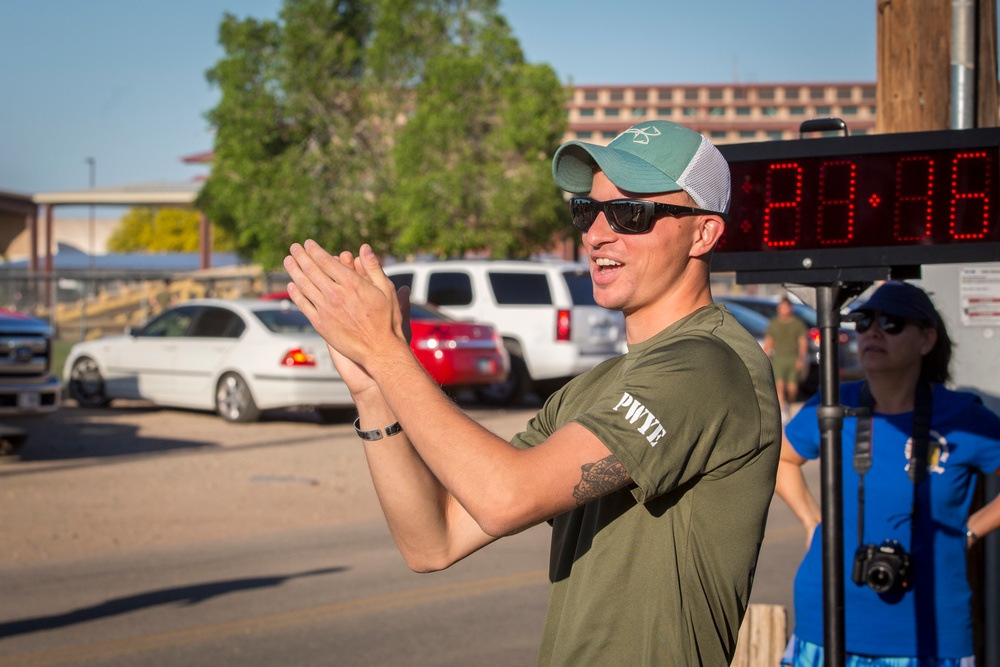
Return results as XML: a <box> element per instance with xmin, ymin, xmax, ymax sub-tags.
<box><xmin>563</xmin><ymin>270</ymin><xmax>599</xmax><ymax>305</ymax></box>
<box><xmin>253</xmin><ymin>308</ymin><xmax>316</xmax><ymax>334</ymax></box>
<box><xmin>721</xmin><ymin>301</ymin><xmax>771</xmax><ymax>336</ymax></box>
<box><xmin>409</xmin><ymin>303</ymin><xmax>452</xmax><ymax>321</ymax></box>
<box><xmin>791</xmin><ymin>304</ymin><xmax>818</xmax><ymax>326</ymax></box>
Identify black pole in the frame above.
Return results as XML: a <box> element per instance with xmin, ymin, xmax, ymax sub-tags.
<box><xmin>815</xmin><ymin>285</ymin><xmax>846</xmax><ymax>667</ymax></box>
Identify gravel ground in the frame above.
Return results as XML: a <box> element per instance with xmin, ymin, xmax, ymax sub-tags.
<box><xmin>0</xmin><ymin>401</ymin><xmax>536</xmax><ymax>565</ymax></box>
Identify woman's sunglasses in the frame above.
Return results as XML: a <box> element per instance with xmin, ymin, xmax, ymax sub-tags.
<box><xmin>854</xmin><ymin>311</ymin><xmax>916</xmax><ymax>335</ymax></box>
<box><xmin>569</xmin><ymin>196</ymin><xmax>731</xmax><ymax>234</ymax></box>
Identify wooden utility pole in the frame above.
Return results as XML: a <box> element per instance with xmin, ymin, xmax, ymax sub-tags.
<box><xmin>877</xmin><ymin>0</ymin><xmax>997</xmax><ymax>133</ymax></box>
<box><xmin>876</xmin><ymin>4</ymin><xmax>998</xmax><ymax>667</ymax></box>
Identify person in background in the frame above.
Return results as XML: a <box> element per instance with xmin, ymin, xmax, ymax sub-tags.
<box><xmin>776</xmin><ymin>280</ymin><xmax>1000</xmax><ymax>666</ymax></box>
<box><xmin>763</xmin><ymin>296</ymin><xmax>808</xmax><ymax>421</ymax></box>
<box><xmin>284</xmin><ymin>120</ymin><xmax>781</xmax><ymax>665</ymax></box>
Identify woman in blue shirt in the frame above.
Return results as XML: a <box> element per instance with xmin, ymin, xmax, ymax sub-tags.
<box><xmin>777</xmin><ymin>281</ymin><xmax>1000</xmax><ymax>666</ymax></box>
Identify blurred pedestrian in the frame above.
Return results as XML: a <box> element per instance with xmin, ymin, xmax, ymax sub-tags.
<box><xmin>764</xmin><ymin>297</ymin><xmax>808</xmax><ymax>420</ymax></box>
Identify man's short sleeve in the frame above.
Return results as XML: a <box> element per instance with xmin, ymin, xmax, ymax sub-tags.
<box><xmin>576</xmin><ymin>334</ymin><xmax>770</xmax><ymax>503</ymax></box>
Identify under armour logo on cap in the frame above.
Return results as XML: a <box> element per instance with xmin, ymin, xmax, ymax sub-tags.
<box><xmin>620</xmin><ymin>126</ymin><xmax>663</xmax><ymax>145</ymax></box>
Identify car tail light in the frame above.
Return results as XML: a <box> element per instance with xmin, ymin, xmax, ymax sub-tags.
<box><xmin>809</xmin><ymin>328</ymin><xmax>850</xmax><ymax>346</ymax></box>
<box><xmin>556</xmin><ymin>309</ymin><xmax>571</xmax><ymax>342</ymax></box>
<box><xmin>415</xmin><ymin>326</ymin><xmax>458</xmax><ymax>351</ymax></box>
<box><xmin>282</xmin><ymin>348</ymin><xmax>316</xmax><ymax>367</ymax></box>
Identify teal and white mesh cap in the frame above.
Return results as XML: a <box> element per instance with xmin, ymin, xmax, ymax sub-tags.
<box><xmin>551</xmin><ymin>120</ymin><xmax>731</xmax><ymax>214</ymax></box>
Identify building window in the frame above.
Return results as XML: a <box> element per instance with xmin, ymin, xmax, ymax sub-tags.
<box><xmin>633</xmin><ymin>90</ymin><xmax>648</xmax><ymax>101</ymax></box>
<box><xmin>815</xmin><ymin>105</ymin><xmax>832</xmax><ymax>115</ymax></box>
<box><xmin>576</xmin><ymin>131</ymin><xmax>593</xmax><ymax>139</ymax></box>
<box><xmin>735</xmin><ymin>107</ymin><xmax>752</xmax><ymax>116</ymax></box>
<box><xmin>684</xmin><ymin>88</ymin><xmax>699</xmax><ymax>101</ymax></box>
<box><xmin>761</xmin><ymin>106</ymin><xmax>778</xmax><ymax>116</ymax></box>
<box><xmin>869</xmin><ymin>105</ymin><xmax>877</xmax><ymax>115</ymax></box>
<box><xmin>789</xmin><ymin>106</ymin><xmax>807</xmax><ymax>115</ymax></box>
<box><xmin>837</xmin><ymin>87</ymin><xmax>853</xmax><ymax>100</ymax></box>
<box><xmin>708</xmin><ymin>107</ymin><xmax>725</xmax><ymax>116</ymax></box>
<box><xmin>766</xmin><ymin>131</ymin><xmax>784</xmax><ymax>140</ymax></box>
<box><xmin>809</xmin><ymin>87</ymin><xmax>827</xmax><ymax>100</ymax></box>
<box><xmin>862</xmin><ymin>87</ymin><xmax>876</xmax><ymax>100</ymax></box>
<box><xmin>740</xmin><ymin>130</ymin><xmax>757</xmax><ymax>139</ymax></box>
<box><xmin>757</xmin><ymin>88</ymin><xmax>775</xmax><ymax>100</ymax></box>
<box><xmin>584</xmin><ymin>90</ymin><xmax>599</xmax><ymax>102</ymax></box>
<box><xmin>841</xmin><ymin>105</ymin><xmax>858</xmax><ymax>115</ymax></box>
<box><xmin>682</xmin><ymin>107</ymin><xmax>698</xmax><ymax>116</ymax></box>
<box><xmin>610</xmin><ymin>90</ymin><xmax>624</xmax><ymax>102</ymax></box>
<box><xmin>632</xmin><ymin>107</ymin><xmax>647</xmax><ymax>117</ymax></box>
<box><xmin>657</xmin><ymin>107</ymin><xmax>673</xmax><ymax>116</ymax></box>
<box><xmin>708</xmin><ymin>88</ymin><xmax>724</xmax><ymax>100</ymax></box>
<box><xmin>732</xmin><ymin>88</ymin><xmax>747</xmax><ymax>100</ymax></box>
<box><xmin>710</xmin><ymin>131</ymin><xmax>728</xmax><ymax>139</ymax></box>
<box><xmin>605</xmin><ymin>108</ymin><xmax>621</xmax><ymax>117</ymax></box>
<box><xmin>603</xmin><ymin>131</ymin><xmax>618</xmax><ymax>139</ymax></box>
<box><xmin>784</xmin><ymin>87</ymin><xmax>801</xmax><ymax>100</ymax></box>
<box><xmin>854</xmin><ymin>129</ymin><xmax>869</xmax><ymax>135</ymax></box>
<box><xmin>579</xmin><ymin>107</ymin><xmax>596</xmax><ymax>117</ymax></box>
<box><xmin>657</xmin><ymin>88</ymin><xmax>673</xmax><ymax>101</ymax></box>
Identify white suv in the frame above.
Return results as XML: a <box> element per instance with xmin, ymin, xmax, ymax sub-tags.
<box><xmin>385</xmin><ymin>259</ymin><xmax>626</xmax><ymax>405</ymax></box>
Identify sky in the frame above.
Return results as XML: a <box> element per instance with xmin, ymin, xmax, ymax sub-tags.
<box><xmin>0</xmin><ymin>0</ymin><xmax>878</xmax><ymax>197</ymax></box>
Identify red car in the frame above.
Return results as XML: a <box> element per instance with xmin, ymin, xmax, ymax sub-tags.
<box><xmin>408</xmin><ymin>303</ymin><xmax>509</xmax><ymax>391</ymax></box>
<box><xmin>261</xmin><ymin>294</ymin><xmax>508</xmax><ymax>391</ymax></box>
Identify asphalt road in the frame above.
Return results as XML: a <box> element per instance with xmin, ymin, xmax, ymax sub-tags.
<box><xmin>0</xmin><ymin>401</ymin><xmax>813</xmax><ymax>666</ymax></box>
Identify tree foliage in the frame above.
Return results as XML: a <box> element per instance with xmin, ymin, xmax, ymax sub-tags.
<box><xmin>197</xmin><ymin>0</ymin><xmax>569</xmax><ymax>268</ymax></box>
<box><xmin>107</xmin><ymin>208</ymin><xmax>235</xmax><ymax>253</ymax></box>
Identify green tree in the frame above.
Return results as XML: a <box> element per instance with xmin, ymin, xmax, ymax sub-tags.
<box><xmin>197</xmin><ymin>0</ymin><xmax>568</xmax><ymax>268</ymax></box>
<box><xmin>387</xmin><ymin>13</ymin><xmax>568</xmax><ymax>258</ymax></box>
<box><xmin>107</xmin><ymin>208</ymin><xmax>236</xmax><ymax>253</ymax></box>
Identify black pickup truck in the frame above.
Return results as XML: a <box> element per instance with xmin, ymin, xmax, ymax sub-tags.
<box><xmin>0</xmin><ymin>308</ymin><xmax>62</xmax><ymax>455</ymax></box>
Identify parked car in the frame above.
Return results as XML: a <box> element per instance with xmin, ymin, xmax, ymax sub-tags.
<box><xmin>408</xmin><ymin>302</ymin><xmax>510</xmax><ymax>393</ymax></box>
<box><xmin>717</xmin><ymin>294</ymin><xmax>863</xmax><ymax>396</ymax></box>
<box><xmin>64</xmin><ymin>298</ymin><xmax>354</xmax><ymax>423</ymax></box>
<box><xmin>0</xmin><ymin>308</ymin><xmax>62</xmax><ymax>417</ymax></box>
<box><xmin>260</xmin><ymin>293</ymin><xmax>509</xmax><ymax>393</ymax></box>
<box><xmin>384</xmin><ymin>259</ymin><xmax>627</xmax><ymax>405</ymax></box>
<box><xmin>0</xmin><ymin>307</ymin><xmax>63</xmax><ymax>455</ymax></box>
<box><xmin>717</xmin><ymin>300</ymin><xmax>772</xmax><ymax>349</ymax></box>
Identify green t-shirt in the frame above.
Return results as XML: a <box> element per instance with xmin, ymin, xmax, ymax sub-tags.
<box><xmin>766</xmin><ymin>316</ymin><xmax>808</xmax><ymax>359</ymax></box>
<box><xmin>511</xmin><ymin>303</ymin><xmax>781</xmax><ymax>666</ymax></box>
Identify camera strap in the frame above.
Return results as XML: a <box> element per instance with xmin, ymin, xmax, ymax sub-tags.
<box><xmin>850</xmin><ymin>381</ymin><xmax>933</xmax><ymax>549</ymax></box>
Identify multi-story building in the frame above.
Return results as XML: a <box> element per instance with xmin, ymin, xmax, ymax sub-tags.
<box><xmin>565</xmin><ymin>82</ymin><xmax>876</xmax><ymax>144</ymax></box>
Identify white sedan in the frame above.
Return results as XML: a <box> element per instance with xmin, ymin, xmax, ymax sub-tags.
<box><xmin>64</xmin><ymin>298</ymin><xmax>354</xmax><ymax>423</ymax></box>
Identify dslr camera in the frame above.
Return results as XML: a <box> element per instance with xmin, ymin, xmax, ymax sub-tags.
<box><xmin>851</xmin><ymin>540</ymin><xmax>912</xmax><ymax>593</ymax></box>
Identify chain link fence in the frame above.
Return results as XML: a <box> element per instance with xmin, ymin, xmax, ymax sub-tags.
<box><xmin>0</xmin><ymin>267</ymin><xmax>291</xmax><ymax>343</ymax></box>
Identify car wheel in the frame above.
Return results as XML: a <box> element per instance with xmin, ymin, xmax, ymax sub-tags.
<box><xmin>475</xmin><ymin>352</ymin><xmax>529</xmax><ymax>407</ymax></box>
<box><xmin>69</xmin><ymin>357</ymin><xmax>111</xmax><ymax>408</ymax></box>
<box><xmin>215</xmin><ymin>372</ymin><xmax>261</xmax><ymax>423</ymax></box>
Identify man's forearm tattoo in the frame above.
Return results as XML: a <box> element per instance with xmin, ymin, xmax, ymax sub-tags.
<box><xmin>573</xmin><ymin>454</ymin><xmax>631</xmax><ymax>505</ymax></box>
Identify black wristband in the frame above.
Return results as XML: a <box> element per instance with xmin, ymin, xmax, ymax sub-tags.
<box><xmin>354</xmin><ymin>417</ymin><xmax>403</xmax><ymax>441</ymax></box>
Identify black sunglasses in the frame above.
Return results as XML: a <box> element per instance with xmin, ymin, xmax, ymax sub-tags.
<box><xmin>854</xmin><ymin>311</ymin><xmax>913</xmax><ymax>335</ymax></box>
<box><xmin>569</xmin><ymin>196</ymin><xmax>731</xmax><ymax>234</ymax></box>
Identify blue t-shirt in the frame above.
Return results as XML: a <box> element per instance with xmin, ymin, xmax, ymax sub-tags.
<box><xmin>785</xmin><ymin>381</ymin><xmax>1000</xmax><ymax>658</ymax></box>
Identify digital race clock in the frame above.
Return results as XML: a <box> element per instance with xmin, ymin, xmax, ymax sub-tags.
<box><xmin>714</xmin><ymin>127</ymin><xmax>1000</xmax><ymax>281</ymax></box>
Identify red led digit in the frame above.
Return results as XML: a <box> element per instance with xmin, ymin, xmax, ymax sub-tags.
<box><xmin>764</xmin><ymin>162</ymin><xmax>802</xmax><ymax>247</ymax></box>
<box><xmin>894</xmin><ymin>156</ymin><xmax>934</xmax><ymax>242</ymax></box>
<box><xmin>816</xmin><ymin>160</ymin><xmax>856</xmax><ymax>245</ymax></box>
<box><xmin>950</xmin><ymin>151</ymin><xmax>992</xmax><ymax>240</ymax></box>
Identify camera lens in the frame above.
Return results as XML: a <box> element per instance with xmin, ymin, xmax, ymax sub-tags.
<box><xmin>866</xmin><ymin>562</ymin><xmax>896</xmax><ymax>593</ymax></box>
